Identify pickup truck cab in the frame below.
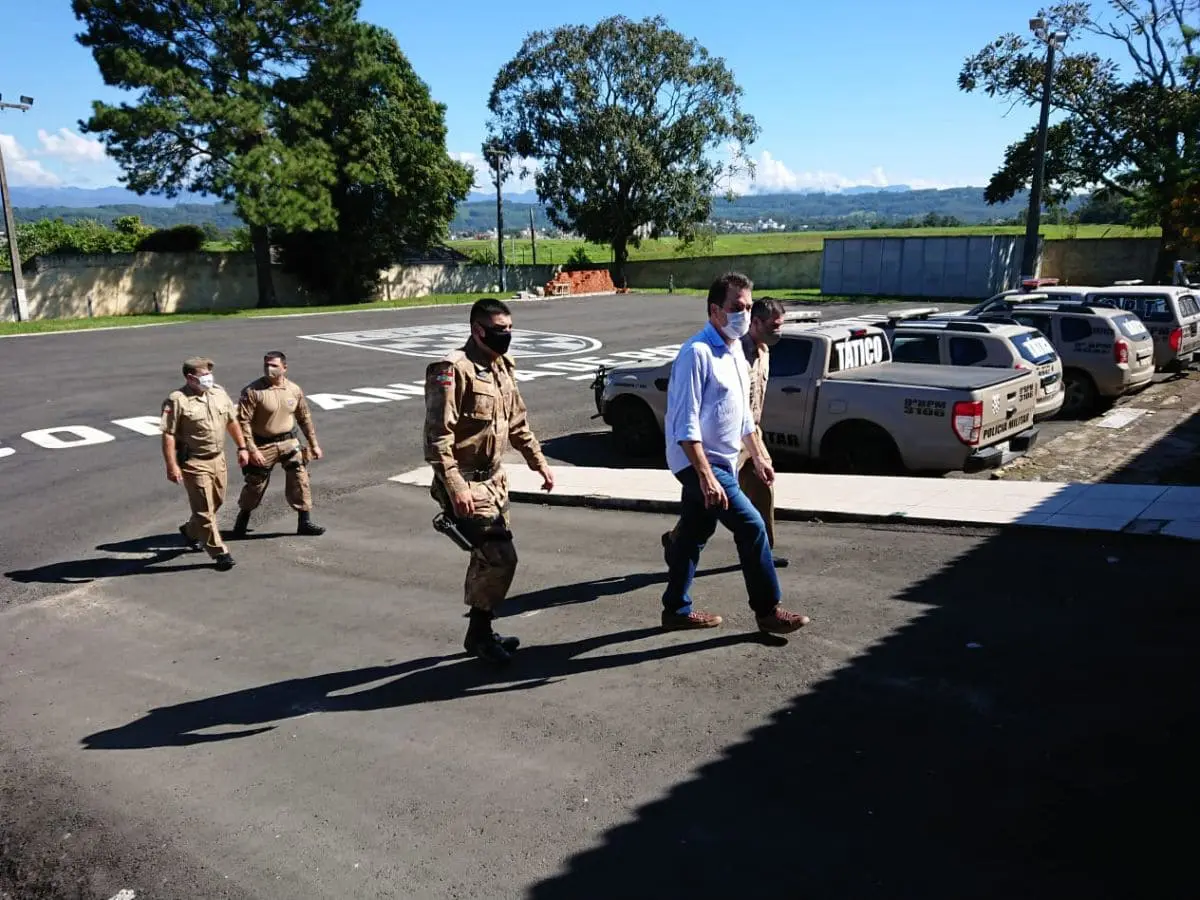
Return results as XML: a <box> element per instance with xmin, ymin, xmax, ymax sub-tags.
<box><xmin>1085</xmin><ymin>284</ymin><xmax>1200</xmax><ymax>372</ymax></box>
<box><xmin>592</xmin><ymin>315</ymin><xmax>1042</xmax><ymax>474</ymax></box>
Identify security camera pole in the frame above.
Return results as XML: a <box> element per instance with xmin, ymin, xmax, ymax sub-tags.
<box><xmin>0</xmin><ymin>94</ymin><xmax>34</xmax><ymax>322</ymax></box>
<box><xmin>1019</xmin><ymin>19</ymin><xmax>1068</xmax><ymax>286</ymax></box>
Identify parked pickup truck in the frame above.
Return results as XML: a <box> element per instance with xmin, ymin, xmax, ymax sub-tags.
<box><xmin>591</xmin><ymin>315</ymin><xmax>1043</xmax><ymax>474</ymax></box>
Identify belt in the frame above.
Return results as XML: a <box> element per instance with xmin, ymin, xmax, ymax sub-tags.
<box><xmin>253</xmin><ymin>431</ymin><xmax>296</xmax><ymax>445</ymax></box>
<box><xmin>460</xmin><ymin>467</ymin><xmax>501</xmax><ymax>483</ymax></box>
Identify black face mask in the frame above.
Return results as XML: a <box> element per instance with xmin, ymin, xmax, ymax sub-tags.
<box><xmin>480</xmin><ymin>326</ymin><xmax>512</xmax><ymax>356</ymax></box>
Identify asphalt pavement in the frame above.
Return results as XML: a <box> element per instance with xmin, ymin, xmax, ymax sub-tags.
<box><xmin>3</xmin><ymin>294</ymin><xmax>1196</xmax><ymax>898</ymax></box>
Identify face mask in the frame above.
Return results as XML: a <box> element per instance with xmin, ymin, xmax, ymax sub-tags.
<box><xmin>480</xmin><ymin>326</ymin><xmax>512</xmax><ymax>356</ymax></box>
<box><xmin>721</xmin><ymin>310</ymin><xmax>750</xmax><ymax>340</ymax></box>
<box><xmin>763</xmin><ymin>330</ymin><xmax>783</xmax><ymax>347</ymax></box>
<box><xmin>196</xmin><ymin>374</ymin><xmax>214</xmax><ymax>391</ymax></box>
<box><xmin>266</xmin><ymin>365</ymin><xmax>284</xmax><ymax>379</ymax></box>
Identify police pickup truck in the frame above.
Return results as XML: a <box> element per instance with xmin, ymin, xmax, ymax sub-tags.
<box><xmin>591</xmin><ymin>314</ymin><xmax>1043</xmax><ymax>474</ymax></box>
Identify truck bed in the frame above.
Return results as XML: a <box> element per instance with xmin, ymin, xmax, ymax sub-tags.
<box><xmin>827</xmin><ymin>362</ymin><xmax>1023</xmax><ymax>391</ymax></box>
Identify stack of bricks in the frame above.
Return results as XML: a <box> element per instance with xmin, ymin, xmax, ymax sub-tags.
<box><xmin>544</xmin><ymin>269</ymin><xmax>616</xmax><ymax>296</ymax></box>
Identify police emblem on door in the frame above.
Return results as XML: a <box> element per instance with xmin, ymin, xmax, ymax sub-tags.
<box><xmin>992</xmin><ymin>394</ymin><xmax>1000</xmax><ymax>415</ymax></box>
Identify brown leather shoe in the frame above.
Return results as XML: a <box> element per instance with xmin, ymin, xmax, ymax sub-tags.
<box><xmin>661</xmin><ymin>609</ymin><xmax>723</xmax><ymax>630</ymax></box>
<box><xmin>756</xmin><ymin>606</ymin><xmax>810</xmax><ymax>634</ymax></box>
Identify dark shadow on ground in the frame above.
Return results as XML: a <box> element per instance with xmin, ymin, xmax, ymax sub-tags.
<box><xmin>4</xmin><ymin>533</ymin><xmax>215</xmax><ymax>584</ymax></box>
<box><xmin>521</xmin><ymin>527</ymin><xmax>1200</xmax><ymax>900</ymax></box>
<box><xmin>81</xmin><ymin>627</ymin><xmax>775</xmax><ymax>751</ymax></box>
<box><xmin>1102</xmin><ymin>403</ymin><xmax>1200</xmax><ymax>485</ymax></box>
<box><xmin>501</xmin><ymin>565</ymin><xmax>741</xmax><ymax>616</ymax></box>
<box><xmin>540</xmin><ymin>432</ymin><xmax>666</xmax><ymax>471</ymax></box>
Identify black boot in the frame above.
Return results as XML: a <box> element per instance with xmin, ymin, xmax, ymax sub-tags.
<box><xmin>297</xmin><ymin>510</ymin><xmax>326</xmax><ymax>536</ymax></box>
<box><xmin>232</xmin><ymin>510</ymin><xmax>251</xmax><ymax>538</ymax></box>
<box><xmin>464</xmin><ymin>609</ymin><xmax>513</xmax><ymax>664</ymax></box>
<box><xmin>214</xmin><ymin>553</ymin><xmax>236</xmax><ymax>572</ymax></box>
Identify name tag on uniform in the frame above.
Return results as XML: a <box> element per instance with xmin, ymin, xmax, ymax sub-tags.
<box><xmin>474</xmin><ymin>366</ymin><xmax>492</xmax><ymax>381</ymax></box>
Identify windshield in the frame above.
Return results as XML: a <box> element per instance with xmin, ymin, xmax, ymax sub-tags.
<box><xmin>1011</xmin><ymin>331</ymin><xmax>1057</xmax><ymax>365</ymax></box>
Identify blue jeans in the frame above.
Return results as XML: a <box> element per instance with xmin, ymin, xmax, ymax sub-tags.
<box><xmin>661</xmin><ymin>463</ymin><xmax>781</xmax><ymax>616</ymax></box>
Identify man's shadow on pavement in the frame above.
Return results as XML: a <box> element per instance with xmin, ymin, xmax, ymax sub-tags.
<box><xmin>81</xmin><ymin>624</ymin><xmax>782</xmax><ymax>751</ymax></box>
<box><xmin>5</xmin><ymin>533</ymin><xmax>215</xmax><ymax>584</ymax></box>
<box><xmin>499</xmin><ymin>563</ymin><xmax>742</xmax><ymax>616</ymax></box>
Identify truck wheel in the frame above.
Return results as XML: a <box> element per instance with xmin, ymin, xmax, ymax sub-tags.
<box><xmin>1060</xmin><ymin>370</ymin><xmax>1099</xmax><ymax>419</ymax></box>
<box><xmin>821</xmin><ymin>422</ymin><xmax>902</xmax><ymax>475</ymax></box>
<box><xmin>609</xmin><ymin>398</ymin><xmax>661</xmax><ymax>458</ymax></box>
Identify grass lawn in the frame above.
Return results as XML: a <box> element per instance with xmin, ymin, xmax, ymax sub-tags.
<box><xmin>451</xmin><ymin>223</ymin><xmax>1161</xmax><ymax>265</ymax></box>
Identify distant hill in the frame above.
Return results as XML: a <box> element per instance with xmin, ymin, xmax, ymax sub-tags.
<box><xmin>10</xmin><ymin>184</ymin><xmax>1087</xmax><ymax>236</ymax></box>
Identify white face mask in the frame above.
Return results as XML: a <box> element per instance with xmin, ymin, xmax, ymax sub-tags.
<box><xmin>721</xmin><ymin>310</ymin><xmax>751</xmax><ymax>340</ymax></box>
<box><xmin>196</xmin><ymin>373</ymin><xmax>214</xmax><ymax>391</ymax></box>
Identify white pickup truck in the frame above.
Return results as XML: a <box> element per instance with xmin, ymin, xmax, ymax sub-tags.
<box><xmin>591</xmin><ymin>315</ymin><xmax>1043</xmax><ymax>474</ymax></box>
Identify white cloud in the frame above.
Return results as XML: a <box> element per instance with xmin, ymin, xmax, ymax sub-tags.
<box><xmin>450</xmin><ymin>150</ymin><xmax>541</xmax><ymax>194</ymax></box>
<box><xmin>727</xmin><ymin>149</ymin><xmax>972</xmax><ymax>194</ymax></box>
<box><xmin>37</xmin><ymin>128</ymin><xmax>108</xmax><ymax>164</ymax></box>
<box><xmin>0</xmin><ymin>134</ymin><xmax>61</xmax><ymax>186</ymax></box>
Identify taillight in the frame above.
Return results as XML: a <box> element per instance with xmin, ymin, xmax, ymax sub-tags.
<box><xmin>1169</xmin><ymin>328</ymin><xmax>1183</xmax><ymax>352</ymax></box>
<box><xmin>952</xmin><ymin>400</ymin><xmax>983</xmax><ymax>446</ymax></box>
<box><xmin>1114</xmin><ymin>339</ymin><xmax>1129</xmax><ymax>364</ymax></box>
<box><xmin>1014</xmin><ymin>361</ymin><xmax>1031</xmax><ymax>370</ymax></box>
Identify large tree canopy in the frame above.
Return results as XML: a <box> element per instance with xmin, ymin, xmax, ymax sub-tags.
<box><xmin>959</xmin><ymin>0</ymin><xmax>1200</xmax><ymax>277</ymax></box>
<box><xmin>73</xmin><ymin>0</ymin><xmax>359</xmax><ymax>306</ymax></box>
<box><xmin>485</xmin><ymin>15</ymin><xmax>760</xmax><ymax>280</ymax></box>
<box><xmin>275</xmin><ymin>23</ymin><xmax>473</xmax><ymax>302</ymax></box>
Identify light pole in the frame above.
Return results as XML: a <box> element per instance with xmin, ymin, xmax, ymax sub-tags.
<box><xmin>483</xmin><ymin>142</ymin><xmax>511</xmax><ymax>292</ymax></box>
<box><xmin>1019</xmin><ymin>18</ymin><xmax>1068</xmax><ymax>286</ymax></box>
<box><xmin>0</xmin><ymin>93</ymin><xmax>34</xmax><ymax>322</ymax></box>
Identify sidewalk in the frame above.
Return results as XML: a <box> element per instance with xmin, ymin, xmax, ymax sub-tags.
<box><xmin>390</xmin><ymin>464</ymin><xmax>1200</xmax><ymax>541</ymax></box>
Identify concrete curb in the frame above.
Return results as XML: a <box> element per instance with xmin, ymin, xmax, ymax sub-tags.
<box><xmin>501</xmin><ymin>486</ymin><xmax>1195</xmax><ymax>542</ymax></box>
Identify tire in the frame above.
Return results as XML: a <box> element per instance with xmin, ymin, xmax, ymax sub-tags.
<box><xmin>608</xmin><ymin>398</ymin><xmax>662</xmax><ymax>458</ymax></box>
<box><xmin>820</xmin><ymin>421</ymin><xmax>903</xmax><ymax>475</ymax></box>
<box><xmin>1059</xmin><ymin>369</ymin><xmax>1099</xmax><ymax>419</ymax></box>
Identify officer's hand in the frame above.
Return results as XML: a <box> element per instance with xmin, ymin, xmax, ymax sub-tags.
<box><xmin>451</xmin><ymin>489</ymin><xmax>475</xmax><ymax>517</ymax></box>
<box><xmin>753</xmin><ymin>456</ymin><xmax>776</xmax><ymax>487</ymax></box>
<box><xmin>538</xmin><ymin>465</ymin><xmax>555</xmax><ymax>492</ymax></box>
<box><xmin>310</xmin><ymin>444</ymin><xmax>324</xmax><ymax>461</ymax></box>
<box><xmin>248</xmin><ymin>450</ymin><xmax>267</xmax><ymax>467</ymax></box>
<box><xmin>166</xmin><ymin>465</ymin><xmax>183</xmax><ymax>484</ymax></box>
<box><xmin>700</xmin><ymin>471</ymin><xmax>728</xmax><ymax>510</ymax></box>
<box><xmin>237</xmin><ymin>448</ymin><xmax>249</xmax><ymax>466</ymax></box>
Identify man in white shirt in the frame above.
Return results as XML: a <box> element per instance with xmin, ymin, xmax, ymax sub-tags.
<box><xmin>659</xmin><ymin>272</ymin><xmax>810</xmax><ymax>635</ymax></box>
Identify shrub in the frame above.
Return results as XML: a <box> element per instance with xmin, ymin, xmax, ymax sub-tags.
<box><xmin>134</xmin><ymin>224</ymin><xmax>207</xmax><ymax>252</ymax></box>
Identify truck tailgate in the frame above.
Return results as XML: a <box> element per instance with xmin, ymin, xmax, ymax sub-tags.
<box><xmin>975</xmin><ymin>372</ymin><xmax>1038</xmax><ymax>446</ymax></box>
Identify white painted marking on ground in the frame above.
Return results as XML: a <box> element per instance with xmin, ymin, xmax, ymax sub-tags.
<box><xmin>298</xmin><ymin>323</ymin><xmax>603</xmax><ymax>360</ymax></box>
<box><xmin>21</xmin><ymin>425</ymin><xmax>117</xmax><ymax>449</ymax></box>
<box><xmin>1095</xmin><ymin>408</ymin><xmax>1149</xmax><ymax>429</ymax></box>
<box><xmin>0</xmin><ymin>447</ymin><xmax>13</xmax><ymax>459</ymax></box>
<box><xmin>107</xmin><ymin>890</ymin><xmax>136</xmax><ymax>900</ymax></box>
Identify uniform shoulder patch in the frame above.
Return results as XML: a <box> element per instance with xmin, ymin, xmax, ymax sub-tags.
<box><xmin>426</xmin><ymin>360</ymin><xmax>456</xmax><ymax>390</ymax></box>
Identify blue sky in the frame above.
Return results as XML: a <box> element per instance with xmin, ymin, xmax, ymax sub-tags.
<box><xmin>0</xmin><ymin>0</ymin><xmax>1111</xmax><ymax>196</ymax></box>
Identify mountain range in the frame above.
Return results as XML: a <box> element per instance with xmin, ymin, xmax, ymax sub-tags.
<box><xmin>9</xmin><ymin>184</ymin><xmax>1057</xmax><ymax>234</ymax></box>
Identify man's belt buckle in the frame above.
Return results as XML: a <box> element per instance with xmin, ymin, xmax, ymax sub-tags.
<box><xmin>463</xmin><ymin>468</ymin><xmax>496</xmax><ymax>482</ymax></box>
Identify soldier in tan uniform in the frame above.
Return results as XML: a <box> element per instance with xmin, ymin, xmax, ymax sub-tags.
<box><xmin>159</xmin><ymin>356</ymin><xmax>245</xmax><ymax>571</ymax></box>
<box><xmin>232</xmin><ymin>350</ymin><xmax>327</xmax><ymax>538</ymax></box>
<box><xmin>662</xmin><ymin>296</ymin><xmax>789</xmax><ymax>566</ymax></box>
<box><xmin>424</xmin><ymin>298</ymin><xmax>555</xmax><ymax>665</ymax></box>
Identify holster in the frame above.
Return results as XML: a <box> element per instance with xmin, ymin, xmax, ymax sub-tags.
<box><xmin>432</xmin><ymin>508</ymin><xmax>512</xmax><ymax>552</ymax></box>
<box><xmin>175</xmin><ymin>444</ymin><xmax>190</xmax><ymax>466</ymax></box>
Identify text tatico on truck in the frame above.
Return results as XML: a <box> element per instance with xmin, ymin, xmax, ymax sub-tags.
<box><xmin>591</xmin><ymin>315</ymin><xmax>1042</xmax><ymax>474</ymax></box>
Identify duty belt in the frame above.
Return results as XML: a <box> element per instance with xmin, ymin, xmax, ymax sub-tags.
<box><xmin>460</xmin><ymin>467</ymin><xmax>500</xmax><ymax>483</ymax></box>
<box><xmin>252</xmin><ymin>430</ymin><xmax>296</xmax><ymax>445</ymax></box>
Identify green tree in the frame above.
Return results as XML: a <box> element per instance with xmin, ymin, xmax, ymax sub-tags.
<box><xmin>485</xmin><ymin>15</ymin><xmax>759</xmax><ymax>283</ymax></box>
<box><xmin>72</xmin><ymin>0</ymin><xmax>358</xmax><ymax>306</ymax></box>
<box><xmin>274</xmin><ymin>23</ymin><xmax>473</xmax><ymax>302</ymax></box>
<box><xmin>959</xmin><ymin>0</ymin><xmax>1200</xmax><ymax>279</ymax></box>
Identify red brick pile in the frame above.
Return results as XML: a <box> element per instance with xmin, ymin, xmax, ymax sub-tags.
<box><xmin>545</xmin><ymin>269</ymin><xmax>616</xmax><ymax>296</ymax></box>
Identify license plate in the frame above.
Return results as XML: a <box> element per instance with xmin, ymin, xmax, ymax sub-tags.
<box><xmin>1043</xmin><ymin>381</ymin><xmax>1060</xmax><ymax>395</ymax></box>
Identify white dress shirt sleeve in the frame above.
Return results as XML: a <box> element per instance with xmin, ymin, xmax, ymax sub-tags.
<box><xmin>666</xmin><ymin>342</ymin><xmax>707</xmax><ymax>446</ymax></box>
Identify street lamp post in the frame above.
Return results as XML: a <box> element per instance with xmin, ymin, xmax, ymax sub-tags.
<box><xmin>1019</xmin><ymin>18</ymin><xmax>1068</xmax><ymax>286</ymax></box>
<box><xmin>483</xmin><ymin>143</ymin><xmax>510</xmax><ymax>293</ymax></box>
<box><xmin>0</xmin><ymin>93</ymin><xmax>34</xmax><ymax>322</ymax></box>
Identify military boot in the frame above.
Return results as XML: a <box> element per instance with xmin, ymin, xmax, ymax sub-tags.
<box><xmin>464</xmin><ymin>609</ymin><xmax>514</xmax><ymax>664</ymax></box>
<box><xmin>232</xmin><ymin>510</ymin><xmax>251</xmax><ymax>538</ymax></box>
<box><xmin>297</xmin><ymin>510</ymin><xmax>326</xmax><ymax>536</ymax></box>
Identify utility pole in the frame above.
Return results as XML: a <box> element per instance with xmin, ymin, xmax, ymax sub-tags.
<box><xmin>0</xmin><ymin>94</ymin><xmax>34</xmax><ymax>322</ymax></box>
<box><xmin>1019</xmin><ymin>19</ymin><xmax>1068</xmax><ymax>286</ymax></box>
<box><xmin>484</xmin><ymin>142</ymin><xmax>509</xmax><ymax>292</ymax></box>
<box><xmin>529</xmin><ymin>207</ymin><xmax>537</xmax><ymax>265</ymax></box>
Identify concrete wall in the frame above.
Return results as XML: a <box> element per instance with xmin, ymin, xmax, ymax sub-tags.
<box><xmin>617</xmin><ymin>251</ymin><xmax>823</xmax><ymax>291</ymax></box>
<box><xmin>1039</xmin><ymin>237</ymin><xmax>1163</xmax><ymax>285</ymax></box>
<box><xmin>0</xmin><ymin>252</ymin><xmax>322</xmax><ymax>321</ymax></box>
<box><xmin>377</xmin><ymin>262</ymin><xmax>556</xmax><ymax>299</ymax></box>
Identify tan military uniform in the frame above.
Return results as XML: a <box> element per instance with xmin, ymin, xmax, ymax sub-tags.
<box><xmin>236</xmin><ymin>377</ymin><xmax>316</xmax><ymax>513</ymax></box>
<box><xmin>738</xmin><ymin>334</ymin><xmax>776</xmax><ymax>547</ymax></box>
<box><xmin>160</xmin><ymin>385</ymin><xmax>238</xmax><ymax>558</ymax></box>
<box><xmin>424</xmin><ymin>340</ymin><xmax>547</xmax><ymax>611</ymax></box>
